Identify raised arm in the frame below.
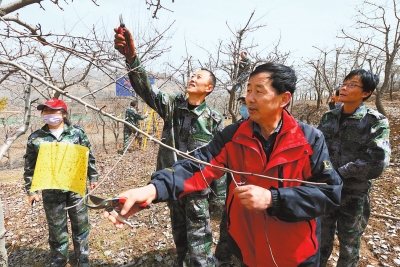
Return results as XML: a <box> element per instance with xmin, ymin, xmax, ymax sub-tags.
<box><xmin>114</xmin><ymin>28</ymin><xmax>179</xmax><ymax>120</ymax></box>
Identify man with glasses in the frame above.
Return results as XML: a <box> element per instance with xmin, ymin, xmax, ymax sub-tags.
<box><xmin>318</xmin><ymin>69</ymin><xmax>391</xmax><ymax>267</ymax></box>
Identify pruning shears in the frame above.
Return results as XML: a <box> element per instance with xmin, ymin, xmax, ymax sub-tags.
<box><xmin>85</xmin><ymin>195</ymin><xmax>148</xmax><ymax>228</ymax></box>
<box><xmin>118</xmin><ymin>14</ymin><xmax>130</xmax><ymax>55</ymax></box>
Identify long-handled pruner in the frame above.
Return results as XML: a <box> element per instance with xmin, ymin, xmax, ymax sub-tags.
<box><xmin>85</xmin><ymin>195</ymin><xmax>148</xmax><ymax>228</ymax></box>
<box><xmin>118</xmin><ymin>14</ymin><xmax>130</xmax><ymax>55</ymax></box>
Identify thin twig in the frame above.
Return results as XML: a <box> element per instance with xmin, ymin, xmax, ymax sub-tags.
<box><xmin>371</xmin><ymin>212</ymin><xmax>400</xmax><ymax>221</ymax></box>
<box><xmin>65</xmin><ymin>133</ymin><xmax>139</xmax><ymax>210</ymax></box>
<box><xmin>0</xmin><ymin>59</ymin><xmax>328</xmax><ymax>213</ymax></box>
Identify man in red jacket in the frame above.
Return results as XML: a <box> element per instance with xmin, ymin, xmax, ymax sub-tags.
<box><xmin>105</xmin><ymin>63</ymin><xmax>343</xmax><ymax>267</ymax></box>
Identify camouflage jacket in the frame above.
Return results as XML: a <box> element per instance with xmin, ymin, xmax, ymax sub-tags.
<box><xmin>238</xmin><ymin>57</ymin><xmax>251</xmax><ymax>75</ymax></box>
<box><xmin>125</xmin><ymin>106</ymin><xmax>146</xmax><ymax>127</ymax></box>
<box><xmin>23</xmin><ymin>124</ymin><xmax>99</xmax><ymax>196</ymax></box>
<box><xmin>127</xmin><ymin>57</ymin><xmax>224</xmax><ymax>170</ymax></box>
<box><xmin>318</xmin><ymin>103</ymin><xmax>391</xmax><ymax>191</ymax></box>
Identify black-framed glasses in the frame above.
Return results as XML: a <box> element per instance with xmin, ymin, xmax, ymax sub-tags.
<box><xmin>339</xmin><ymin>83</ymin><xmax>363</xmax><ymax>89</ymax></box>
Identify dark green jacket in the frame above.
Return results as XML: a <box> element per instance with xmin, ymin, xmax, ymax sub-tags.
<box><xmin>125</xmin><ymin>106</ymin><xmax>146</xmax><ymax>127</ymax></box>
<box><xmin>238</xmin><ymin>57</ymin><xmax>251</xmax><ymax>76</ymax></box>
<box><xmin>318</xmin><ymin>104</ymin><xmax>391</xmax><ymax>192</ymax></box>
<box><xmin>127</xmin><ymin>57</ymin><xmax>224</xmax><ymax>170</ymax></box>
<box><xmin>23</xmin><ymin>124</ymin><xmax>98</xmax><ymax>195</ymax></box>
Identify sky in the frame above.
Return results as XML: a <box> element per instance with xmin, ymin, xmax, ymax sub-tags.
<box><xmin>2</xmin><ymin>0</ymin><xmax>395</xmax><ymax>104</ymax></box>
<box><xmin>2</xmin><ymin>0</ymin><xmax>376</xmax><ymax>69</ymax></box>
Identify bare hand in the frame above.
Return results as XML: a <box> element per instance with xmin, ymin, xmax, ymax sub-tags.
<box><xmin>232</xmin><ymin>185</ymin><xmax>273</xmax><ymax>211</ymax></box>
<box><xmin>114</xmin><ymin>28</ymin><xmax>136</xmax><ymax>64</ymax></box>
<box><xmin>104</xmin><ymin>184</ymin><xmax>157</xmax><ymax>228</ymax></box>
<box><xmin>89</xmin><ymin>182</ymin><xmax>98</xmax><ymax>190</ymax></box>
<box><xmin>28</xmin><ymin>194</ymin><xmax>40</xmax><ymax>206</ymax></box>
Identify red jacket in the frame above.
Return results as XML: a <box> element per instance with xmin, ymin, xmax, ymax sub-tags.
<box><xmin>151</xmin><ymin>110</ymin><xmax>342</xmax><ymax>266</ymax></box>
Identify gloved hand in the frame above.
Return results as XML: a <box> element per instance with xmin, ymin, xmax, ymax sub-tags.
<box><xmin>114</xmin><ymin>28</ymin><xmax>136</xmax><ymax>64</ymax></box>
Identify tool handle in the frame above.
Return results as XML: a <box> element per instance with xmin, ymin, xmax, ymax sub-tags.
<box><xmin>117</xmin><ymin>26</ymin><xmax>130</xmax><ymax>55</ymax></box>
<box><xmin>118</xmin><ymin>197</ymin><xmax>149</xmax><ymax>209</ymax></box>
<box><xmin>117</xmin><ymin>26</ymin><xmax>124</xmax><ymax>36</ymax></box>
<box><xmin>138</xmin><ymin>202</ymin><xmax>149</xmax><ymax>209</ymax></box>
<box><xmin>110</xmin><ymin>210</ymin><xmax>133</xmax><ymax>228</ymax></box>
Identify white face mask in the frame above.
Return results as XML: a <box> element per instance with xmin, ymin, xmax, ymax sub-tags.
<box><xmin>42</xmin><ymin>114</ymin><xmax>63</xmax><ymax>126</ymax></box>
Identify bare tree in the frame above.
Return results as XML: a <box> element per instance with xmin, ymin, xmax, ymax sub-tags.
<box><xmin>340</xmin><ymin>0</ymin><xmax>400</xmax><ymax>116</ymax></box>
<box><xmin>0</xmin><ymin>1</ymin><xmax>175</xmax><ymax>262</ymax></box>
<box><xmin>144</xmin><ymin>0</ymin><xmax>174</xmax><ymax>19</ymax></box>
<box><xmin>192</xmin><ymin>11</ymin><xmax>290</xmax><ymax>122</ymax></box>
<box><xmin>301</xmin><ymin>46</ymin><xmax>344</xmax><ymax>109</ymax></box>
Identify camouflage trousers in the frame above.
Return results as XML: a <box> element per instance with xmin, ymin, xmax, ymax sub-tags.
<box><xmin>319</xmin><ymin>188</ymin><xmax>371</xmax><ymax>267</ymax></box>
<box><xmin>42</xmin><ymin>190</ymin><xmax>90</xmax><ymax>267</ymax></box>
<box><xmin>123</xmin><ymin>126</ymin><xmax>141</xmax><ymax>152</ymax></box>
<box><xmin>168</xmin><ymin>175</ymin><xmax>230</xmax><ymax>267</ymax></box>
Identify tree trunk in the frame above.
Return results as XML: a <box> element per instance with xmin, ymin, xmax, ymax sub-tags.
<box><xmin>102</xmin><ymin>121</ymin><xmax>108</xmax><ymax>153</ymax></box>
<box><xmin>316</xmin><ymin>94</ymin><xmax>321</xmax><ymax>109</ymax></box>
<box><xmin>0</xmin><ymin>75</ymin><xmax>33</xmax><ymax>159</ymax></box>
<box><xmin>375</xmin><ymin>91</ymin><xmax>387</xmax><ymax>117</ymax></box>
<box><xmin>389</xmin><ymin>73</ymin><xmax>394</xmax><ymax>101</ymax></box>
<box><xmin>228</xmin><ymin>88</ymin><xmax>238</xmax><ymax>123</ymax></box>
<box><xmin>0</xmin><ymin>200</ymin><xmax>7</xmax><ymax>267</ymax></box>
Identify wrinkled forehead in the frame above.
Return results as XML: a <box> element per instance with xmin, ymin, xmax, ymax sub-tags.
<box><xmin>194</xmin><ymin>69</ymin><xmax>211</xmax><ymax>77</ymax></box>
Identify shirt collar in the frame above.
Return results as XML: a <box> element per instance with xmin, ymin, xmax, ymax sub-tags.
<box><xmin>253</xmin><ymin>118</ymin><xmax>283</xmax><ymax>138</ymax></box>
<box><xmin>178</xmin><ymin>100</ymin><xmax>208</xmax><ymax>116</ymax></box>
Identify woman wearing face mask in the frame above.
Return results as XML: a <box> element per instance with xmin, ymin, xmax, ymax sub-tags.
<box><xmin>23</xmin><ymin>98</ymin><xmax>98</xmax><ymax>267</ymax></box>
<box><xmin>237</xmin><ymin>96</ymin><xmax>249</xmax><ymax>120</ymax></box>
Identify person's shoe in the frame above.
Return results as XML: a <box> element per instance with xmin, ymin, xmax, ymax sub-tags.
<box><xmin>77</xmin><ymin>259</ymin><xmax>90</xmax><ymax>267</ymax></box>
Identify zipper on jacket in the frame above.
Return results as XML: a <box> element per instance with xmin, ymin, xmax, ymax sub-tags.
<box><xmin>307</xmin><ymin>220</ymin><xmax>317</xmax><ymax>249</ymax></box>
<box><xmin>226</xmin><ymin>173</ymin><xmax>234</xmax><ymax>230</ymax></box>
<box><xmin>226</xmin><ymin>194</ymin><xmax>234</xmax><ymax>230</ymax></box>
<box><xmin>278</xmin><ymin>165</ymin><xmax>284</xmax><ymax>188</ymax></box>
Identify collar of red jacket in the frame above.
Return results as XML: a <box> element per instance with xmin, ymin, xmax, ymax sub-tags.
<box><xmin>239</xmin><ymin>109</ymin><xmax>298</xmax><ymax>137</ymax></box>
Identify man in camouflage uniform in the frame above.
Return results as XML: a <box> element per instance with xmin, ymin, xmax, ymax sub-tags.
<box><xmin>234</xmin><ymin>51</ymin><xmax>251</xmax><ymax>92</ymax></box>
<box><xmin>114</xmin><ymin>28</ymin><xmax>229</xmax><ymax>267</ymax></box>
<box><xmin>24</xmin><ymin>98</ymin><xmax>98</xmax><ymax>267</ymax></box>
<box><xmin>123</xmin><ymin>100</ymin><xmax>147</xmax><ymax>153</ymax></box>
<box><xmin>318</xmin><ymin>69</ymin><xmax>391</xmax><ymax>267</ymax></box>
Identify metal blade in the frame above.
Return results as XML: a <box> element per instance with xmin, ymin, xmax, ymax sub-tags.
<box><xmin>119</xmin><ymin>14</ymin><xmax>125</xmax><ymax>27</ymax></box>
<box><xmin>86</xmin><ymin>195</ymin><xmax>107</xmax><ymax>209</ymax></box>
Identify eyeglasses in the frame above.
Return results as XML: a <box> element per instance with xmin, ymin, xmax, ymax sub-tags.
<box><xmin>339</xmin><ymin>83</ymin><xmax>363</xmax><ymax>89</ymax></box>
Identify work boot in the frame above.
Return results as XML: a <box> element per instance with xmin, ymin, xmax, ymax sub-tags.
<box><xmin>50</xmin><ymin>257</ymin><xmax>68</xmax><ymax>267</ymax></box>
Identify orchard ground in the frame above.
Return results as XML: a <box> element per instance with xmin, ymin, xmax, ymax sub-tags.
<box><xmin>1</xmin><ymin>95</ymin><xmax>400</xmax><ymax>266</ymax></box>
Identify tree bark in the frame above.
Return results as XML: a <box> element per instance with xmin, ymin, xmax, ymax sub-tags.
<box><xmin>0</xmin><ymin>200</ymin><xmax>6</xmax><ymax>267</ymax></box>
<box><xmin>0</xmin><ymin>0</ymin><xmax>42</xmax><ymax>16</ymax></box>
<box><xmin>0</xmin><ymin>75</ymin><xmax>32</xmax><ymax>159</ymax></box>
